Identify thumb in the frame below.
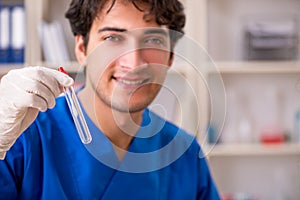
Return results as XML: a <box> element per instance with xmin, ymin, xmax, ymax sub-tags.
<box><xmin>43</xmin><ymin>67</ymin><xmax>74</xmax><ymax>87</ymax></box>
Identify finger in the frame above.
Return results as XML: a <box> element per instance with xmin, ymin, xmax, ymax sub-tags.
<box><xmin>5</xmin><ymin>82</ymin><xmax>49</xmax><ymax>112</ymax></box>
<box><xmin>39</xmin><ymin>67</ymin><xmax>74</xmax><ymax>87</ymax></box>
<box><xmin>21</xmin><ymin>91</ymin><xmax>49</xmax><ymax>112</ymax></box>
<box><xmin>5</xmin><ymin>74</ymin><xmax>57</xmax><ymax>109</ymax></box>
<box><xmin>6</xmin><ymin>67</ymin><xmax>63</xmax><ymax>98</ymax></box>
<box><xmin>19</xmin><ymin>67</ymin><xmax>62</xmax><ymax>97</ymax></box>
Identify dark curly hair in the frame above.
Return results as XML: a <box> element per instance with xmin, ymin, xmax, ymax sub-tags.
<box><xmin>65</xmin><ymin>0</ymin><xmax>185</xmax><ymax>50</ymax></box>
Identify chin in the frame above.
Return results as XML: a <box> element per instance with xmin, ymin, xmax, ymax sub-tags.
<box><xmin>111</xmin><ymin>101</ymin><xmax>151</xmax><ymax>114</ymax></box>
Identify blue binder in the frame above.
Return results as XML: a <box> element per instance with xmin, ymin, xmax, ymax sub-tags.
<box><xmin>0</xmin><ymin>6</ymin><xmax>10</xmax><ymax>63</ymax></box>
<box><xmin>10</xmin><ymin>5</ymin><xmax>25</xmax><ymax>63</ymax></box>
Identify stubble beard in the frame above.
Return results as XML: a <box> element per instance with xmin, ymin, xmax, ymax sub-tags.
<box><xmin>92</xmin><ymin>80</ymin><xmax>161</xmax><ymax>114</ymax></box>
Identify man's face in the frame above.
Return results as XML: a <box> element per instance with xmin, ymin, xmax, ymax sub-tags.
<box><xmin>78</xmin><ymin>1</ymin><xmax>173</xmax><ymax>113</ymax></box>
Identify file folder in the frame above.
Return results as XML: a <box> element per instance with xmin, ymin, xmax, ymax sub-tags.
<box><xmin>0</xmin><ymin>6</ymin><xmax>10</xmax><ymax>63</ymax></box>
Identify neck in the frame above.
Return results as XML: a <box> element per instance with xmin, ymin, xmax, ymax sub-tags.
<box><xmin>78</xmin><ymin>87</ymin><xmax>143</xmax><ymax>153</ymax></box>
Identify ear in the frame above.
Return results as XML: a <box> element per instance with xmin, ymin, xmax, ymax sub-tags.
<box><xmin>75</xmin><ymin>35</ymin><xmax>87</xmax><ymax>66</ymax></box>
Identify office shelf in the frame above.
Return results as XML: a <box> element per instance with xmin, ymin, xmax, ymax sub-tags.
<box><xmin>209</xmin><ymin>61</ymin><xmax>300</xmax><ymax>74</ymax></box>
<box><xmin>205</xmin><ymin>143</ymin><xmax>300</xmax><ymax>157</ymax></box>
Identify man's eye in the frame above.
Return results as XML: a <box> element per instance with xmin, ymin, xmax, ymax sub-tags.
<box><xmin>104</xmin><ymin>35</ymin><xmax>124</xmax><ymax>42</ymax></box>
<box><xmin>143</xmin><ymin>36</ymin><xmax>167</xmax><ymax>47</ymax></box>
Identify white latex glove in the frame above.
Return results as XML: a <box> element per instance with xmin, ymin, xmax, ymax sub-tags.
<box><xmin>0</xmin><ymin>66</ymin><xmax>74</xmax><ymax>159</ymax></box>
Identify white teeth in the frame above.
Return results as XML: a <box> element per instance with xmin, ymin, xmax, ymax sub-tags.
<box><xmin>118</xmin><ymin>79</ymin><xmax>144</xmax><ymax>85</ymax></box>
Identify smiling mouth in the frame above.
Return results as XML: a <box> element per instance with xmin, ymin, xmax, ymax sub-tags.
<box><xmin>118</xmin><ymin>78</ymin><xmax>145</xmax><ymax>85</ymax></box>
<box><xmin>113</xmin><ymin>76</ymin><xmax>150</xmax><ymax>89</ymax></box>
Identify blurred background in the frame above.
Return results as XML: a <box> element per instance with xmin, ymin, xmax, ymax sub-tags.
<box><xmin>1</xmin><ymin>0</ymin><xmax>300</xmax><ymax>199</ymax></box>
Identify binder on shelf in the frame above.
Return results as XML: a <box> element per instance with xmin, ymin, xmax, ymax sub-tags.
<box><xmin>0</xmin><ymin>4</ymin><xmax>25</xmax><ymax>65</ymax></box>
<box><xmin>10</xmin><ymin>5</ymin><xmax>26</xmax><ymax>63</ymax></box>
<box><xmin>0</xmin><ymin>6</ymin><xmax>10</xmax><ymax>63</ymax></box>
<box><xmin>38</xmin><ymin>20</ymin><xmax>70</xmax><ymax>64</ymax></box>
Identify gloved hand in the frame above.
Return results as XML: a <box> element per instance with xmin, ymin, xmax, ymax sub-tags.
<box><xmin>0</xmin><ymin>66</ymin><xmax>74</xmax><ymax>159</ymax></box>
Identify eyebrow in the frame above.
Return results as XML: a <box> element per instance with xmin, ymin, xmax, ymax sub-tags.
<box><xmin>144</xmin><ymin>28</ymin><xmax>168</xmax><ymax>36</ymax></box>
<box><xmin>98</xmin><ymin>27</ymin><xmax>127</xmax><ymax>33</ymax></box>
<box><xmin>98</xmin><ymin>27</ymin><xmax>168</xmax><ymax>36</ymax></box>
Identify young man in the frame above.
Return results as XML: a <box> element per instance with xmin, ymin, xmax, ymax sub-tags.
<box><xmin>0</xmin><ymin>0</ymin><xmax>220</xmax><ymax>199</ymax></box>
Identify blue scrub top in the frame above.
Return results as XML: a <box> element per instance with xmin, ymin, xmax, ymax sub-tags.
<box><xmin>0</xmin><ymin>96</ymin><xmax>220</xmax><ymax>200</ymax></box>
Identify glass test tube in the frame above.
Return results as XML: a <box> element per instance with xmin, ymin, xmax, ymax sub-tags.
<box><xmin>58</xmin><ymin>67</ymin><xmax>92</xmax><ymax>144</ymax></box>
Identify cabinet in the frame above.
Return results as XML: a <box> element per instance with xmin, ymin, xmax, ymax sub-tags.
<box><xmin>24</xmin><ymin>0</ymin><xmax>79</xmax><ymax>71</ymax></box>
<box><xmin>196</xmin><ymin>0</ymin><xmax>300</xmax><ymax>199</ymax></box>
<box><xmin>0</xmin><ymin>0</ymin><xmax>80</xmax><ymax>77</ymax></box>
<box><xmin>206</xmin><ymin>62</ymin><xmax>300</xmax><ymax>199</ymax></box>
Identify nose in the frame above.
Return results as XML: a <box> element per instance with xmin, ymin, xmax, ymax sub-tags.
<box><xmin>118</xmin><ymin>46</ymin><xmax>145</xmax><ymax>70</ymax></box>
